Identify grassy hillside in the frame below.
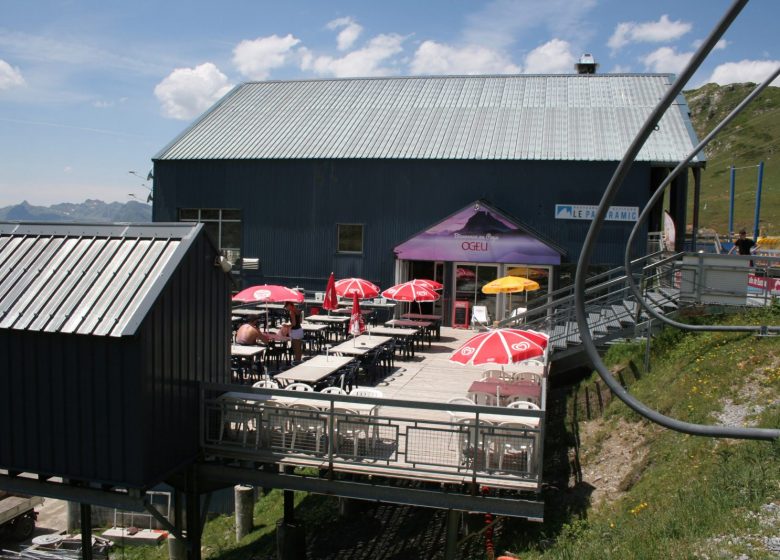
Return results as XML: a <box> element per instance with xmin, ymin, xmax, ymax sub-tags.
<box><xmin>685</xmin><ymin>83</ymin><xmax>780</xmax><ymax>236</ymax></box>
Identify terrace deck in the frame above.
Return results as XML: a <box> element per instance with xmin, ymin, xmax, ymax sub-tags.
<box><xmin>205</xmin><ymin>327</ymin><xmax>547</xmax><ymax>494</ymax></box>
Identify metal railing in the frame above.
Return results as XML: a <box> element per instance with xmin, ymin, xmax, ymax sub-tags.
<box><xmin>500</xmin><ymin>251</ymin><xmax>683</xmax><ymax>351</ymax></box>
<box><xmin>201</xmin><ymin>383</ymin><xmax>545</xmax><ymax>491</ymax></box>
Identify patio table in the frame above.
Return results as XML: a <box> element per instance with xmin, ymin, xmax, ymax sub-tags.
<box><xmin>273</xmin><ymin>355</ymin><xmax>354</xmax><ymax>385</ymax></box>
<box><xmin>467</xmin><ymin>379</ymin><xmax>542</xmax><ymax>407</ymax></box>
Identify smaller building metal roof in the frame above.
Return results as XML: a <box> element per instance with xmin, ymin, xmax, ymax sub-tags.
<box><xmin>0</xmin><ymin>222</ymin><xmax>203</xmax><ymax>337</ymax></box>
<box><xmin>155</xmin><ymin>74</ymin><xmax>703</xmax><ymax>164</ymax></box>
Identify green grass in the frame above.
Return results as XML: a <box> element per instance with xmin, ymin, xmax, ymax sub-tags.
<box><xmin>686</xmin><ymin>84</ymin><xmax>780</xmax><ymax>236</ymax></box>
<box><xmin>502</xmin><ymin>305</ymin><xmax>780</xmax><ymax>559</ymax></box>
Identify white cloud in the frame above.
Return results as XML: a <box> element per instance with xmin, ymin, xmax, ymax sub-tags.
<box><xmin>464</xmin><ymin>0</ymin><xmax>597</xmax><ymax>50</ymax></box>
<box><xmin>707</xmin><ymin>60</ymin><xmax>780</xmax><ymax>86</ymax></box>
<box><xmin>302</xmin><ymin>33</ymin><xmax>404</xmax><ymax>77</ymax></box>
<box><xmin>608</xmin><ymin>14</ymin><xmax>692</xmax><ymax>51</ymax></box>
<box><xmin>410</xmin><ymin>41</ymin><xmax>520</xmax><ymax>75</ymax></box>
<box><xmin>0</xmin><ymin>59</ymin><xmax>25</xmax><ymax>90</ymax></box>
<box><xmin>232</xmin><ymin>34</ymin><xmax>301</xmax><ymax>80</ymax></box>
<box><xmin>642</xmin><ymin>46</ymin><xmax>693</xmax><ymax>74</ymax></box>
<box><xmin>692</xmin><ymin>38</ymin><xmax>728</xmax><ymax>51</ymax></box>
<box><xmin>327</xmin><ymin>17</ymin><xmax>363</xmax><ymax>51</ymax></box>
<box><xmin>154</xmin><ymin>63</ymin><xmax>233</xmax><ymax>120</ymax></box>
<box><xmin>524</xmin><ymin>39</ymin><xmax>575</xmax><ymax>74</ymax></box>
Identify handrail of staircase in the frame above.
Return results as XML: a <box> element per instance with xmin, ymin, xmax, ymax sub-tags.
<box><xmin>498</xmin><ymin>251</ymin><xmax>683</xmax><ymax>331</ymax></box>
<box><xmin>575</xmin><ymin>0</ymin><xmax>780</xmax><ymax>441</ymax></box>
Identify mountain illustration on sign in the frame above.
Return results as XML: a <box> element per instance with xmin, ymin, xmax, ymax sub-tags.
<box><xmin>455</xmin><ymin>210</ymin><xmax>516</xmax><ymax>235</ymax></box>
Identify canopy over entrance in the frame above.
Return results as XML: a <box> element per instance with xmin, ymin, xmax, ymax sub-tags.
<box><xmin>394</xmin><ymin>200</ymin><xmax>562</xmax><ymax>264</ymax></box>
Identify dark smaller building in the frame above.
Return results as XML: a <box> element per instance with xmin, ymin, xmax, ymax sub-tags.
<box><xmin>0</xmin><ymin>222</ymin><xmax>231</xmax><ymax>489</ymax></box>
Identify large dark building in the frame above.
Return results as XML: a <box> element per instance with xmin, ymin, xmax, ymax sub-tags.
<box><xmin>152</xmin><ymin>73</ymin><xmax>702</xmax><ymax>324</ymax></box>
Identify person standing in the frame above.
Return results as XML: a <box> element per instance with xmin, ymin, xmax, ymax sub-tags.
<box><xmin>284</xmin><ymin>302</ymin><xmax>304</xmax><ymax>363</ymax></box>
<box><xmin>729</xmin><ymin>229</ymin><xmax>756</xmax><ymax>256</ymax></box>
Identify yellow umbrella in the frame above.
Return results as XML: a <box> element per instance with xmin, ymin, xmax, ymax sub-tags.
<box><xmin>481</xmin><ymin>275</ymin><xmax>540</xmax><ymax>316</ymax></box>
<box><xmin>481</xmin><ymin>276</ymin><xmax>540</xmax><ymax>294</ymax></box>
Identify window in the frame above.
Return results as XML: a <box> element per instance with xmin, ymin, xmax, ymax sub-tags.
<box><xmin>179</xmin><ymin>208</ymin><xmax>242</xmax><ymax>265</ymax></box>
<box><xmin>337</xmin><ymin>224</ymin><xmax>363</xmax><ymax>254</ymax></box>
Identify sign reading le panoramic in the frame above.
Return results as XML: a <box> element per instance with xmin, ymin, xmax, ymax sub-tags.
<box><xmin>554</xmin><ymin>204</ymin><xmax>639</xmax><ymax>222</ymax></box>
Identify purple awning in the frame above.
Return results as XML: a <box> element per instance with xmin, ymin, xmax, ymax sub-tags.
<box><xmin>394</xmin><ymin>202</ymin><xmax>561</xmax><ymax>265</ymax></box>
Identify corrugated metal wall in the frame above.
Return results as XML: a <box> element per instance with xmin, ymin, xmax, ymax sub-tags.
<box><xmin>0</xmin><ymin>329</ymin><xmax>143</xmax><ymax>486</ymax></box>
<box><xmin>139</xmin><ymin>230</ymin><xmax>231</xmax><ymax>485</ymax></box>
<box><xmin>153</xmin><ymin>158</ymin><xmax>663</xmax><ymax>292</ymax></box>
<box><xmin>0</xmin><ymin>229</ymin><xmax>231</xmax><ymax>488</ymax></box>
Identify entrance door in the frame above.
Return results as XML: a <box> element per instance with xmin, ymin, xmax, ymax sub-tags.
<box><xmin>454</xmin><ymin>263</ymin><xmax>499</xmax><ymax>324</ymax></box>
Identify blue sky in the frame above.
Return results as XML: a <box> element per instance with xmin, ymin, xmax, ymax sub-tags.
<box><xmin>0</xmin><ymin>0</ymin><xmax>778</xmax><ymax>207</ymax></box>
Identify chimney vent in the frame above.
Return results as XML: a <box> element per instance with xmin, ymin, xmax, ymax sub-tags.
<box><xmin>575</xmin><ymin>53</ymin><xmax>598</xmax><ymax>74</ymax></box>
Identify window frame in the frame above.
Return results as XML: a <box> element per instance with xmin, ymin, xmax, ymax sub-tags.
<box><xmin>178</xmin><ymin>208</ymin><xmax>242</xmax><ymax>264</ymax></box>
<box><xmin>336</xmin><ymin>223</ymin><xmax>364</xmax><ymax>254</ymax></box>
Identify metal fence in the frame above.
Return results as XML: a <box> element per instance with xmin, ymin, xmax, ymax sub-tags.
<box><xmin>201</xmin><ymin>383</ymin><xmax>544</xmax><ymax>491</ymax></box>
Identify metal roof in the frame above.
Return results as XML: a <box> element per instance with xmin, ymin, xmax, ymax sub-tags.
<box><xmin>155</xmin><ymin>74</ymin><xmax>703</xmax><ymax>164</ymax></box>
<box><xmin>0</xmin><ymin>222</ymin><xmax>202</xmax><ymax>337</ymax></box>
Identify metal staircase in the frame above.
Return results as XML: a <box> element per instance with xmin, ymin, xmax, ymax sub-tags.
<box><xmin>498</xmin><ymin>251</ymin><xmax>684</xmax><ymax>362</ymax></box>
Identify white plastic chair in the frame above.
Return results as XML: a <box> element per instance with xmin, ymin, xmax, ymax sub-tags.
<box><xmin>495</xmin><ymin>421</ymin><xmax>534</xmax><ymax>473</ymax></box>
<box><xmin>289</xmin><ymin>403</ymin><xmax>325</xmax><ymax>453</ymax></box>
<box><xmin>506</xmin><ymin>400</ymin><xmax>540</xmax><ymax>410</ymax></box>
<box><xmin>349</xmin><ymin>387</ymin><xmax>383</xmax><ymax>399</ymax></box>
<box><xmin>509</xmin><ymin>307</ymin><xmax>527</xmax><ymax>325</ymax></box>
<box><xmin>285</xmin><ymin>382</ymin><xmax>314</xmax><ymax>392</ymax></box>
<box><xmin>471</xmin><ymin>305</ymin><xmax>490</xmax><ymax>329</ymax></box>
<box><xmin>252</xmin><ymin>379</ymin><xmax>280</xmax><ymax>389</ymax></box>
<box><xmin>320</xmin><ymin>386</ymin><xmax>347</xmax><ymax>395</ymax></box>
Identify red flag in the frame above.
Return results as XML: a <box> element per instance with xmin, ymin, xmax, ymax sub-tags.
<box><xmin>323</xmin><ymin>272</ymin><xmax>338</xmax><ymax>311</ymax></box>
<box><xmin>348</xmin><ymin>292</ymin><xmax>365</xmax><ymax>337</ymax></box>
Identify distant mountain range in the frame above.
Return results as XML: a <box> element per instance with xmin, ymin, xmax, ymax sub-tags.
<box><xmin>0</xmin><ymin>200</ymin><xmax>152</xmax><ymax>223</ymax></box>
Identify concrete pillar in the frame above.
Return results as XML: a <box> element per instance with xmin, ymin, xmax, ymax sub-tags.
<box><xmin>66</xmin><ymin>501</ymin><xmax>80</xmax><ymax>532</ymax></box>
<box><xmin>234</xmin><ymin>485</ymin><xmax>254</xmax><ymax>541</ymax></box>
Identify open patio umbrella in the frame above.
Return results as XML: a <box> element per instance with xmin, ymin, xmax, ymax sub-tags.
<box><xmin>322</xmin><ymin>272</ymin><xmax>339</xmax><ymax>313</ymax></box>
<box><xmin>382</xmin><ymin>280</ymin><xmax>440</xmax><ymax>313</ymax></box>
<box><xmin>449</xmin><ymin>328</ymin><xmax>548</xmax><ymax>366</ymax></box>
<box><xmin>481</xmin><ymin>275</ymin><xmax>540</xmax><ymax>315</ymax></box>
<box><xmin>411</xmin><ymin>278</ymin><xmax>443</xmax><ymax>291</ymax></box>
<box><xmin>335</xmin><ymin>277</ymin><xmax>380</xmax><ymax>299</ymax></box>
<box><xmin>232</xmin><ymin>284</ymin><xmax>304</xmax><ymax>330</ymax></box>
<box><xmin>348</xmin><ymin>292</ymin><xmax>366</xmax><ymax>339</ymax></box>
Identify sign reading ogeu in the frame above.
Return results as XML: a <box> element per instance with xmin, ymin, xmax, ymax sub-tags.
<box><xmin>555</xmin><ymin>204</ymin><xmax>638</xmax><ymax>222</ymax></box>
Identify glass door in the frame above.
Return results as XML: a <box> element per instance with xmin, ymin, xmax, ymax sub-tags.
<box><xmin>500</xmin><ymin>264</ymin><xmax>552</xmax><ymax>320</ymax></box>
<box><xmin>455</xmin><ymin>263</ymin><xmax>499</xmax><ymax>324</ymax></box>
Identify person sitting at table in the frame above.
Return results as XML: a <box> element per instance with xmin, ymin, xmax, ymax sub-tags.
<box><xmin>235</xmin><ymin>318</ymin><xmax>273</xmax><ymax>345</ymax></box>
<box><xmin>284</xmin><ymin>302</ymin><xmax>304</xmax><ymax>364</ymax></box>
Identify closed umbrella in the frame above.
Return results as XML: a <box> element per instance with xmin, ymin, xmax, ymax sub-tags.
<box><xmin>322</xmin><ymin>272</ymin><xmax>339</xmax><ymax>313</ymax></box>
<box><xmin>335</xmin><ymin>277</ymin><xmax>380</xmax><ymax>299</ymax></box>
<box><xmin>449</xmin><ymin>328</ymin><xmax>548</xmax><ymax>366</ymax></box>
<box><xmin>348</xmin><ymin>292</ymin><xmax>366</xmax><ymax>339</ymax></box>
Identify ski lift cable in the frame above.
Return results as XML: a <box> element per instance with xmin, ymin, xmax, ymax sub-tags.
<box><xmin>575</xmin><ymin>0</ymin><xmax>780</xmax><ymax>441</ymax></box>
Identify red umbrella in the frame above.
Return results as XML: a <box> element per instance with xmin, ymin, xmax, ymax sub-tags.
<box><xmin>335</xmin><ymin>277</ymin><xmax>380</xmax><ymax>299</ymax></box>
<box><xmin>233</xmin><ymin>284</ymin><xmax>304</xmax><ymax>304</ymax></box>
<box><xmin>348</xmin><ymin>292</ymin><xmax>366</xmax><ymax>337</ymax></box>
<box><xmin>412</xmin><ymin>278</ymin><xmax>443</xmax><ymax>291</ymax></box>
<box><xmin>381</xmin><ymin>281</ymin><xmax>440</xmax><ymax>302</ymax></box>
<box><xmin>322</xmin><ymin>272</ymin><xmax>339</xmax><ymax>312</ymax></box>
<box><xmin>449</xmin><ymin>328</ymin><xmax>548</xmax><ymax>366</ymax></box>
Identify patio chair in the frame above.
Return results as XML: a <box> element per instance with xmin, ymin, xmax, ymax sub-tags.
<box><xmin>252</xmin><ymin>379</ymin><xmax>279</xmax><ymax>389</ymax></box>
<box><xmin>494</xmin><ymin>422</ymin><xmax>534</xmax><ymax>474</ymax></box>
<box><xmin>320</xmin><ymin>386</ymin><xmax>347</xmax><ymax>395</ymax></box>
<box><xmin>262</xmin><ymin>400</ymin><xmax>290</xmax><ymax>450</ymax></box>
<box><xmin>509</xmin><ymin>307</ymin><xmax>527</xmax><ymax>325</ymax></box>
<box><xmin>506</xmin><ymin>400</ymin><xmax>540</xmax><ymax>410</ymax></box>
<box><xmin>332</xmin><ymin>406</ymin><xmax>370</xmax><ymax>458</ymax></box>
<box><xmin>285</xmin><ymin>382</ymin><xmax>314</xmax><ymax>392</ymax></box>
<box><xmin>349</xmin><ymin>387</ymin><xmax>383</xmax><ymax>398</ymax></box>
<box><xmin>289</xmin><ymin>403</ymin><xmax>326</xmax><ymax>453</ymax></box>
<box><xmin>454</xmin><ymin>417</ymin><xmax>493</xmax><ymax>471</ymax></box>
<box><xmin>471</xmin><ymin>305</ymin><xmax>490</xmax><ymax>330</ymax></box>
<box><xmin>509</xmin><ymin>370</ymin><xmax>542</xmax><ymax>384</ymax></box>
